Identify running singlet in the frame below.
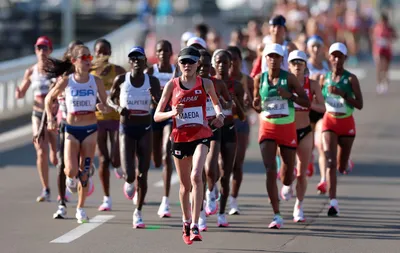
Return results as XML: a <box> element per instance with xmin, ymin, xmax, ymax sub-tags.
<box><xmin>91</xmin><ymin>64</ymin><xmax>120</xmax><ymax>121</ymax></box>
<box><xmin>259</xmin><ymin>70</ymin><xmax>294</xmax><ymax>124</ymax></box>
<box><xmin>294</xmin><ymin>76</ymin><xmax>312</xmax><ymax>112</ymax></box>
<box><xmin>152</xmin><ymin>64</ymin><xmax>175</xmax><ymax>88</ymax></box>
<box><xmin>373</xmin><ymin>23</ymin><xmax>394</xmax><ymax>50</ymax></box>
<box><xmin>222</xmin><ymin>80</ymin><xmax>235</xmax><ymax>119</ymax></box>
<box><xmin>261</xmin><ymin>40</ymin><xmax>289</xmax><ymax>72</ymax></box>
<box><xmin>65</xmin><ymin>74</ymin><xmax>97</xmax><ymax>115</ymax></box>
<box><xmin>119</xmin><ymin>73</ymin><xmax>152</xmax><ymax>116</ymax></box>
<box><xmin>31</xmin><ymin>65</ymin><xmax>51</xmax><ymax>97</ymax></box>
<box><xmin>322</xmin><ymin>71</ymin><xmax>354</xmax><ymax>118</ymax></box>
<box><xmin>170</xmin><ymin>77</ymin><xmax>212</xmax><ymax>143</ymax></box>
<box><xmin>307</xmin><ymin>60</ymin><xmax>329</xmax><ymax>78</ymax></box>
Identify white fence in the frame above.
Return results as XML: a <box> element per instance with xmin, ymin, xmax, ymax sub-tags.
<box><xmin>0</xmin><ymin>20</ymin><xmax>147</xmax><ymax>120</ymax></box>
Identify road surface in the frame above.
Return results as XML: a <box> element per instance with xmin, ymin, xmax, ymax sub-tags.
<box><xmin>0</xmin><ymin>63</ymin><xmax>399</xmax><ymax>253</ymax></box>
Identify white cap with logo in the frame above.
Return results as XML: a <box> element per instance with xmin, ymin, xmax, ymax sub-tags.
<box><xmin>263</xmin><ymin>43</ymin><xmax>284</xmax><ymax>57</ymax></box>
<box><xmin>288</xmin><ymin>50</ymin><xmax>308</xmax><ymax>62</ymax></box>
<box><xmin>329</xmin><ymin>42</ymin><xmax>348</xmax><ymax>56</ymax></box>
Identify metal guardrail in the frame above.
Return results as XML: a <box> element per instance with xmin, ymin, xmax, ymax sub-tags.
<box><xmin>0</xmin><ymin>20</ymin><xmax>147</xmax><ymax>120</ymax></box>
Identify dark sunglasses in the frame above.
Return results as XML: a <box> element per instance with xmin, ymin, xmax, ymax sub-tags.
<box><xmin>129</xmin><ymin>55</ymin><xmax>146</xmax><ymax>61</ymax></box>
<box><xmin>77</xmin><ymin>54</ymin><xmax>93</xmax><ymax>61</ymax></box>
<box><xmin>36</xmin><ymin>45</ymin><xmax>49</xmax><ymax>51</ymax></box>
<box><xmin>179</xmin><ymin>59</ymin><xmax>197</xmax><ymax>65</ymax></box>
<box><xmin>290</xmin><ymin>60</ymin><xmax>305</xmax><ymax>65</ymax></box>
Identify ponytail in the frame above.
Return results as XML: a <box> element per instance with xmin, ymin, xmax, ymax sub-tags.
<box><xmin>44</xmin><ymin>58</ymin><xmax>74</xmax><ymax>79</ymax></box>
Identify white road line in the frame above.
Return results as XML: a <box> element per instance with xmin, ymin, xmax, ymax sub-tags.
<box><xmin>347</xmin><ymin>68</ymin><xmax>366</xmax><ymax>79</ymax></box>
<box><xmin>154</xmin><ymin>172</ymin><xmax>179</xmax><ymax>187</ymax></box>
<box><xmin>0</xmin><ymin>124</ymin><xmax>31</xmax><ymax>145</ymax></box>
<box><xmin>348</xmin><ymin>68</ymin><xmax>400</xmax><ymax>81</ymax></box>
<box><xmin>50</xmin><ymin>215</ymin><xmax>115</xmax><ymax>244</ymax></box>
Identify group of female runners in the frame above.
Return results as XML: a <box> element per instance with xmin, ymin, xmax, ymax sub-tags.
<box><xmin>17</xmin><ymin>16</ymin><xmax>364</xmax><ymax>243</ymax></box>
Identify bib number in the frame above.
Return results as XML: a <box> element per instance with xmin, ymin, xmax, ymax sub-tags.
<box><xmin>176</xmin><ymin>106</ymin><xmax>203</xmax><ymax>128</ymax></box>
<box><xmin>124</xmin><ymin>95</ymin><xmax>151</xmax><ymax>113</ymax></box>
<box><xmin>262</xmin><ymin>97</ymin><xmax>289</xmax><ymax>118</ymax></box>
<box><xmin>325</xmin><ymin>96</ymin><xmax>346</xmax><ymax>114</ymax></box>
<box><xmin>206</xmin><ymin>97</ymin><xmax>216</xmax><ymax>118</ymax></box>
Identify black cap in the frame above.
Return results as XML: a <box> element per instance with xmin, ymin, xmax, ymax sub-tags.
<box><xmin>269</xmin><ymin>15</ymin><xmax>286</xmax><ymax>27</ymax></box>
<box><xmin>178</xmin><ymin>46</ymin><xmax>200</xmax><ymax>62</ymax></box>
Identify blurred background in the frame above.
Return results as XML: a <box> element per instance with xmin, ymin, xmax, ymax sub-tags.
<box><xmin>0</xmin><ymin>0</ymin><xmax>398</xmax><ymax>120</ymax></box>
<box><xmin>0</xmin><ymin>0</ymin><xmax>398</xmax><ymax>62</ymax></box>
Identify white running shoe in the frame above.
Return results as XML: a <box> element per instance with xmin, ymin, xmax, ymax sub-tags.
<box><xmin>36</xmin><ymin>189</ymin><xmax>51</xmax><ymax>202</ymax></box>
<box><xmin>205</xmin><ymin>188</ymin><xmax>218</xmax><ymax>216</ymax></box>
<box><xmin>293</xmin><ymin>203</ymin><xmax>305</xmax><ymax>222</ymax></box>
<box><xmin>199</xmin><ymin>208</ymin><xmax>207</xmax><ymax>231</ymax></box>
<box><xmin>133</xmin><ymin>209</ymin><xmax>145</xmax><ymax>228</ymax></box>
<box><xmin>280</xmin><ymin>185</ymin><xmax>293</xmax><ymax>201</ymax></box>
<box><xmin>53</xmin><ymin>205</ymin><xmax>67</xmax><ymax>219</ymax></box>
<box><xmin>66</xmin><ymin>177</ymin><xmax>78</xmax><ymax>194</ymax></box>
<box><xmin>133</xmin><ymin>191</ymin><xmax>138</xmax><ymax>205</ymax></box>
<box><xmin>268</xmin><ymin>214</ymin><xmax>283</xmax><ymax>229</ymax></box>
<box><xmin>98</xmin><ymin>196</ymin><xmax>112</xmax><ymax>211</ymax></box>
<box><xmin>76</xmin><ymin>208</ymin><xmax>89</xmax><ymax>224</ymax></box>
<box><xmin>228</xmin><ymin>196</ymin><xmax>241</xmax><ymax>215</ymax></box>
<box><xmin>114</xmin><ymin>167</ymin><xmax>124</xmax><ymax>179</ymax></box>
<box><xmin>123</xmin><ymin>182</ymin><xmax>135</xmax><ymax>200</ymax></box>
<box><xmin>157</xmin><ymin>197</ymin><xmax>171</xmax><ymax>218</ymax></box>
<box><xmin>217</xmin><ymin>213</ymin><xmax>229</xmax><ymax>227</ymax></box>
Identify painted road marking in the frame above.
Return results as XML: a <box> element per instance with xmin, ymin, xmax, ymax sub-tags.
<box><xmin>154</xmin><ymin>172</ymin><xmax>179</xmax><ymax>187</ymax></box>
<box><xmin>0</xmin><ymin>124</ymin><xmax>31</xmax><ymax>145</ymax></box>
<box><xmin>50</xmin><ymin>215</ymin><xmax>115</xmax><ymax>244</ymax></box>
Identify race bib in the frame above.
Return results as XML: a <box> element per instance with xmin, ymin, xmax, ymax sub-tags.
<box><xmin>125</xmin><ymin>95</ymin><xmax>151</xmax><ymax>113</ymax></box>
<box><xmin>262</xmin><ymin>97</ymin><xmax>289</xmax><ymax>118</ymax></box>
<box><xmin>205</xmin><ymin>97</ymin><xmax>216</xmax><ymax>118</ymax></box>
<box><xmin>176</xmin><ymin>106</ymin><xmax>203</xmax><ymax>128</ymax></box>
<box><xmin>325</xmin><ymin>96</ymin><xmax>346</xmax><ymax>114</ymax></box>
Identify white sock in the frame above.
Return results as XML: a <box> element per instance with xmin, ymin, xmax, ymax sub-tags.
<box><xmin>320</xmin><ymin>177</ymin><xmax>326</xmax><ymax>183</ymax></box>
<box><xmin>104</xmin><ymin>196</ymin><xmax>110</xmax><ymax>202</ymax></box>
<box><xmin>162</xmin><ymin>196</ymin><xmax>168</xmax><ymax>204</ymax></box>
<box><xmin>330</xmin><ymin>199</ymin><xmax>338</xmax><ymax>207</ymax></box>
<box><xmin>295</xmin><ymin>198</ymin><xmax>303</xmax><ymax>207</ymax></box>
<box><xmin>190</xmin><ymin>223</ymin><xmax>198</xmax><ymax>229</ymax></box>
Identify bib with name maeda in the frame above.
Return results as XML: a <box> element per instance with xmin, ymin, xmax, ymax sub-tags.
<box><xmin>176</xmin><ymin>106</ymin><xmax>204</xmax><ymax>128</ymax></box>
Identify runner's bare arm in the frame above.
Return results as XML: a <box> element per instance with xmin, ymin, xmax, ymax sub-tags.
<box><xmin>15</xmin><ymin>67</ymin><xmax>33</xmax><ymax>98</ymax></box>
<box><xmin>287</xmin><ymin>73</ymin><xmax>310</xmax><ymax>108</ymax></box>
<box><xmin>346</xmin><ymin>74</ymin><xmax>363</xmax><ymax>110</ymax></box>
<box><xmin>252</xmin><ymin>73</ymin><xmax>262</xmax><ymax>113</ymax></box>
<box><xmin>154</xmin><ymin>80</ymin><xmax>176</xmax><ymax>122</ymax></box>
<box><xmin>310</xmin><ymin>79</ymin><xmax>326</xmax><ymax>113</ymax></box>
<box><xmin>233</xmin><ymin>80</ymin><xmax>246</xmax><ymax>121</ymax></box>
<box><xmin>107</xmin><ymin>74</ymin><xmax>124</xmax><ymax>112</ymax></box>
<box><xmin>149</xmin><ymin>75</ymin><xmax>161</xmax><ymax>104</ymax></box>
<box><xmin>217</xmin><ymin>79</ymin><xmax>232</xmax><ymax>109</ymax></box>
<box><xmin>44</xmin><ymin>77</ymin><xmax>68</xmax><ymax>125</ymax></box>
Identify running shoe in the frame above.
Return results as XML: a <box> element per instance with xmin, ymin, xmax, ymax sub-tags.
<box><xmin>293</xmin><ymin>204</ymin><xmax>305</xmax><ymax>222</ymax></box>
<box><xmin>114</xmin><ymin>167</ymin><xmax>124</xmax><ymax>179</ymax></box>
<box><xmin>316</xmin><ymin>181</ymin><xmax>327</xmax><ymax>195</ymax></box>
<box><xmin>157</xmin><ymin>197</ymin><xmax>171</xmax><ymax>218</ymax></box>
<box><xmin>36</xmin><ymin>189</ymin><xmax>51</xmax><ymax>202</ymax></box>
<box><xmin>98</xmin><ymin>196</ymin><xmax>112</xmax><ymax>211</ymax></box>
<box><xmin>205</xmin><ymin>188</ymin><xmax>218</xmax><ymax>216</ymax></box>
<box><xmin>89</xmin><ymin>163</ymin><xmax>96</xmax><ymax>177</ymax></box>
<box><xmin>133</xmin><ymin>209</ymin><xmax>145</xmax><ymax>228</ymax></box>
<box><xmin>327</xmin><ymin>199</ymin><xmax>339</xmax><ymax>217</ymax></box>
<box><xmin>199</xmin><ymin>208</ymin><xmax>207</xmax><ymax>232</ymax></box>
<box><xmin>280</xmin><ymin>185</ymin><xmax>293</xmax><ymax>201</ymax></box>
<box><xmin>123</xmin><ymin>182</ymin><xmax>135</xmax><ymax>200</ymax></box>
<box><xmin>66</xmin><ymin>177</ymin><xmax>78</xmax><ymax>194</ymax></box>
<box><xmin>182</xmin><ymin>222</ymin><xmax>193</xmax><ymax>245</ymax></box>
<box><xmin>86</xmin><ymin>178</ymin><xmax>95</xmax><ymax>197</ymax></box>
<box><xmin>190</xmin><ymin>225</ymin><xmax>202</xmax><ymax>241</ymax></box>
<box><xmin>268</xmin><ymin>214</ymin><xmax>283</xmax><ymax>229</ymax></box>
<box><xmin>307</xmin><ymin>163</ymin><xmax>314</xmax><ymax>177</ymax></box>
<box><xmin>76</xmin><ymin>208</ymin><xmax>89</xmax><ymax>224</ymax></box>
<box><xmin>228</xmin><ymin>196</ymin><xmax>240</xmax><ymax>215</ymax></box>
<box><xmin>343</xmin><ymin>159</ymin><xmax>354</xmax><ymax>175</ymax></box>
<box><xmin>53</xmin><ymin>205</ymin><xmax>67</xmax><ymax>219</ymax></box>
<box><xmin>217</xmin><ymin>214</ymin><xmax>229</xmax><ymax>227</ymax></box>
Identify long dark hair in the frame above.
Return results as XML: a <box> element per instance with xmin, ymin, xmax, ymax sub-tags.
<box><xmin>45</xmin><ymin>45</ymin><xmax>89</xmax><ymax>79</ymax></box>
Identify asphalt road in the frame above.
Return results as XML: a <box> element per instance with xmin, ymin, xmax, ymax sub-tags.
<box><xmin>1</xmin><ymin>63</ymin><xmax>400</xmax><ymax>253</ymax></box>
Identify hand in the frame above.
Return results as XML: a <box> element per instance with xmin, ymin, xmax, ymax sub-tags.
<box><xmin>172</xmin><ymin>103</ymin><xmax>184</xmax><ymax>116</ymax></box>
<box><xmin>253</xmin><ymin>97</ymin><xmax>261</xmax><ymax>110</ymax></box>
<box><xmin>118</xmin><ymin>106</ymin><xmax>130</xmax><ymax>117</ymax></box>
<box><xmin>33</xmin><ymin>128</ymin><xmax>46</xmax><ymax>144</ymax></box>
<box><xmin>328</xmin><ymin>86</ymin><xmax>345</xmax><ymax>97</ymax></box>
<box><xmin>243</xmin><ymin>92</ymin><xmax>251</xmax><ymax>107</ymax></box>
<box><xmin>96</xmin><ymin>103</ymin><xmax>110</xmax><ymax>114</ymax></box>
<box><xmin>277</xmin><ymin>87</ymin><xmax>292</xmax><ymax>99</ymax></box>
<box><xmin>211</xmin><ymin>113</ymin><xmax>224</xmax><ymax>128</ymax></box>
<box><xmin>47</xmin><ymin>118</ymin><xmax>57</xmax><ymax>131</ymax></box>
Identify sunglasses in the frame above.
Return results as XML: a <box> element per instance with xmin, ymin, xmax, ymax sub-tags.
<box><xmin>36</xmin><ymin>45</ymin><xmax>49</xmax><ymax>51</ymax></box>
<box><xmin>290</xmin><ymin>60</ymin><xmax>305</xmax><ymax>65</ymax></box>
<box><xmin>129</xmin><ymin>55</ymin><xmax>146</xmax><ymax>61</ymax></box>
<box><xmin>77</xmin><ymin>54</ymin><xmax>93</xmax><ymax>61</ymax></box>
<box><xmin>179</xmin><ymin>59</ymin><xmax>197</xmax><ymax>65</ymax></box>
